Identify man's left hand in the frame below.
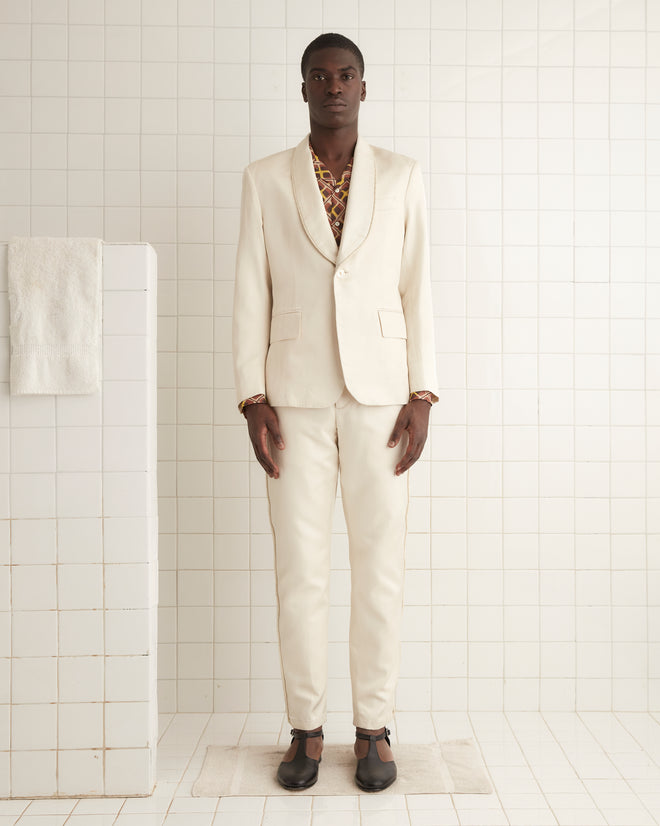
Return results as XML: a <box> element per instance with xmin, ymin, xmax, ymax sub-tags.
<box><xmin>388</xmin><ymin>399</ymin><xmax>431</xmax><ymax>476</ymax></box>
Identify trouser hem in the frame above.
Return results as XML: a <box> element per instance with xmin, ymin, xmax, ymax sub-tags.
<box><xmin>287</xmin><ymin>717</ymin><xmax>327</xmax><ymax>731</ymax></box>
<box><xmin>352</xmin><ymin>715</ymin><xmax>393</xmax><ymax>730</ymax></box>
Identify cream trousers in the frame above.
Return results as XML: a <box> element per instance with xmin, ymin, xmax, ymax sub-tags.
<box><xmin>266</xmin><ymin>386</ymin><xmax>409</xmax><ymax>730</ymax></box>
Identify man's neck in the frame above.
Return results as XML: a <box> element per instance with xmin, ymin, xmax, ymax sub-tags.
<box><xmin>309</xmin><ymin>125</ymin><xmax>358</xmax><ymax>170</ymax></box>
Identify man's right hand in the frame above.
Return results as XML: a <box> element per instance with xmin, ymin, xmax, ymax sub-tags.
<box><xmin>244</xmin><ymin>403</ymin><xmax>285</xmax><ymax>479</ymax></box>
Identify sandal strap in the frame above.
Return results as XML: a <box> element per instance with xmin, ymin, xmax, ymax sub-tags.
<box><xmin>290</xmin><ymin>728</ymin><xmax>324</xmax><ymax>740</ymax></box>
<box><xmin>355</xmin><ymin>727</ymin><xmax>390</xmax><ymax>743</ymax></box>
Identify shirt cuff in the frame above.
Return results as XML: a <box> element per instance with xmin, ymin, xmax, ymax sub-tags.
<box><xmin>409</xmin><ymin>390</ymin><xmax>437</xmax><ymax>405</ymax></box>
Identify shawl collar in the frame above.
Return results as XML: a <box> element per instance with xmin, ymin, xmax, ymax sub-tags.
<box><xmin>291</xmin><ymin>134</ymin><xmax>376</xmax><ymax>266</ymax></box>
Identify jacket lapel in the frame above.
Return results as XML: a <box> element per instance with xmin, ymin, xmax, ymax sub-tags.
<box><xmin>336</xmin><ymin>136</ymin><xmax>375</xmax><ymax>265</ymax></box>
<box><xmin>291</xmin><ymin>135</ymin><xmax>338</xmax><ymax>264</ymax></box>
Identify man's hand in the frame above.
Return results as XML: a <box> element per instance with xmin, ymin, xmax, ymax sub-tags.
<box><xmin>388</xmin><ymin>399</ymin><xmax>431</xmax><ymax>476</ymax></box>
<box><xmin>244</xmin><ymin>403</ymin><xmax>285</xmax><ymax>479</ymax></box>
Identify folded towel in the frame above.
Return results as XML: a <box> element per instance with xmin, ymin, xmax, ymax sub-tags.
<box><xmin>8</xmin><ymin>236</ymin><xmax>102</xmax><ymax>395</ymax></box>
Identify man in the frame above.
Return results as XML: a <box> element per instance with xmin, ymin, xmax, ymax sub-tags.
<box><xmin>232</xmin><ymin>33</ymin><xmax>438</xmax><ymax>792</ymax></box>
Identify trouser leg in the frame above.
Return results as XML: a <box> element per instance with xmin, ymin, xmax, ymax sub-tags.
<box><xmin>266</xmin><ymin>404</ymin><xmax>338</xmax><ymax>730</ymax></box>
<box><xmin>336</xmin><ymin>394</ymin><xmax>409</xmax><ymax>729</ymax></box>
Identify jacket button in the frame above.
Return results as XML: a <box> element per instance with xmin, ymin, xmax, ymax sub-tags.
<box><xmin>336</xmin><ymin>268</ymin><xmax>347</xmax><ymax>279</ymax></box>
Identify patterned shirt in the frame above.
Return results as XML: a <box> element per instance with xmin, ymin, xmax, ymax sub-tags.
<box><xmin>310</xmin><ymin>143</ymin><xmax>353</xmax><ymax>246</ymax></box>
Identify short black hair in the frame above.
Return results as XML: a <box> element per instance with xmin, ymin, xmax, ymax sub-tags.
<box><xmin>300</xmin><ymin>33</ymin><xmax>365</xmax><ymax>79</ymax></box>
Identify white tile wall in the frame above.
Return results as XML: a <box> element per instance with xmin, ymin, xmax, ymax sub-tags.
<box><xmin>0</xmin><ymin>0</ymin><xmax>658</xmax><ymax>734</ymax></box>
<box><xmin>0</xmin><ymin>242</ymin><xmax>158</xmax><ymax>797</ymax></box>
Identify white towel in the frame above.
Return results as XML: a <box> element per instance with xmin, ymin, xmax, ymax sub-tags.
<box><xmin>8</xmin><ymin>236</ymin><xmax>102</xmax><ymax>395</ymax></box>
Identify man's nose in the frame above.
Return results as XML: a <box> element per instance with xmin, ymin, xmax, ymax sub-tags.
<box><xmin>326</xmin><ymin>78</ymin><xmax>342</xmax><ymax>95</ymax></box>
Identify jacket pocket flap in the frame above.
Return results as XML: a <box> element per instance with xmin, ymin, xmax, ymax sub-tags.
<box><xmin>270</xmin><ymin>311</ymin><xmax>301</xmax><ymax>342</ymax></box>
<box><xmin>378</xmin><ymin>309</ymin><xmax>407</xmax><ymax>339</ymax></box>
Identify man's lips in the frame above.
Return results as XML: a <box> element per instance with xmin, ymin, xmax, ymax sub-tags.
<box><xmin>323</xmin><ymin>102</ymin><xmax>346</xmax><ymax>109</ymax></box>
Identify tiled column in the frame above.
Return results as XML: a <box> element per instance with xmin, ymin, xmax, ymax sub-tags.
<box><xmin>0</xmin><ymin>242</ymin><xmax>158</xmax><ymax>798</ymax></box>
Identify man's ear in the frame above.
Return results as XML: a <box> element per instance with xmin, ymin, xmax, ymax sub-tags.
<box><xmin>301</xmin><ymin>82</ymin><xmax>308</xmax><ymax>102</ymax></box>
<box><xmin>361</xmin><ymin>81</ymin><xmax>366</xmax><ymax>101</ymax></box>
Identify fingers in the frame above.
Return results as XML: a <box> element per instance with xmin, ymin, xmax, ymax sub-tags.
<box><xmin>388</xmin><ymin>410</ymin><xmax>408</xmax><ymax>447</ymax></box>
<box><xmin>255</xmin><ymin>426</ymin><xmax>279</xmax><ymax>478</ymax></box>
<box><xmin>391</xmin><ymin>400</ymin><xmax>431</xmax><ymax>474</ymax></box>
<box><xmin>395</xmin><ymin>436</ymin><xmax>423</xmax><ymax>475</ymax></box>
<box><xmin>267</xmin><ymin>411</ymin><xmax>285</xmax><ymax>451</ymax></box>
<box><xmin>246</xmin><ymin>405</ymin><xmax>285</xmax><ymax>479</ymax></box>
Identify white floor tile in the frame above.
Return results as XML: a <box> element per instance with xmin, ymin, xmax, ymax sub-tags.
<box><xmin>23</xmin><ymin>800</ymin><xmax>78</xmax><ymax>815</ymax></box>
<box><xmin>552</xmin><ymin>810</ymin><xmax>607</xmax><ymax>826</ymax></box>
<box><xmin>311</xmin><ymin>812</ymin><xmax>360</xmax><ymax>826</ymax></box>
<box><xmin>264</xmin><ymin>795</ymin><xmax>312</xmax><ymax>812</ymax></box>
<box><xmin>65</xmin><ymin>816</ymin><xmax>117</xmax><ymax>826</ymax></box>
<box><xmin>506</xmin><ymin>811</ymin><xmax>558</xmax><ymax>826</ymax></box>
<box><xmin>119</xmin><ymin>797</ymin><xmax>173</xmax><ymax>815</ymax></box>
<box><xmin>167</xmin><ymin>796</ymin><xmax>218</xmax><ymax>813</ymax></box>
<box><xmin>455</xmin><ymin>810</ymin><xmax>508</xmax><ymax>825</ymax></box>
<box><xmin>215</xmin><ymin>797</ymin><xmax>265</xmax><ymax>813</ymax></box>
<box><xmin>311</xmin><ymin>795</ymin><xmax>359</xmax><ymax>811</ymax></box>
<box><xmin>120</xmin><ymin>784</ymin><xmax>176</xmax><ymax>814</ymax></box>
<box><xmin>599</xmin><ymin>810</ymin><xmax>657</xmax><ymax>826</ymax></box>
<box><xmin>360</xmin><ymin>811</ymin><xmax>411</xmax><ymax>826</ymax></box>
<box><xmin>637</xmin><ymin>794</ymin><xmax>660</xmax><ymax>814</ymax></box>
<box><xmin>358</xmin><ymin>793</ymin><xmax>407</xmax><ymax>810</ymax></box>
<box><xmin>162</xmin><ymin>814</ymin><xmax>215</xmax><ymax>826</ymax></box>
<box><xmin>545</xmin><ymin>793</ymin><xmax>599</xmax><ymax>809</ymax></box>
<box><xmin>262</xmin><ymin>813</ymin><xmax>312</xmax><ymax>826</ymax></box>
<box><xmin>408</xmin><ymin>810</ymin><xmax>460</xmax><ymax>826</ymax></box>
<box><xmin>0</xmin><ymin>802</ymin><xmax>29</xmax><ymax>815</ymax></box>
<box><xmin>113</xmin><ymin>816</ymin><xmax>166</xmax><ymax>826</ymax></box>
<box><xmin>451</xmin><ymin>793</ymin><xmax>503</xmax><ymax>809</ymax></box>
<box><xmin>405</xmin><ymin>794</ymin><xmax>455</xmax><ymax>810</ymax></box>
<box><xmin>71</xmin><ymin>799</ymin><xmax>126</xmax><ymax>815</ymax></box>
<box><xmin>212</xmin><ymin>814</ymin><xmax>262</xmax><ymax>826</ymax></box>
<box><xmin>586</xmin><ymin>790</ymin><xmax>642</xmax><ymax>808</ymax></box>
<box><xmin>244</xmin><ymin>713</ymin><xmax>284</xmax><ymax>733</ymax></box>
<box><xmin>498</xmin><ymin>792</ymin><xmax>550</xmax><ymax>808</ymax></box>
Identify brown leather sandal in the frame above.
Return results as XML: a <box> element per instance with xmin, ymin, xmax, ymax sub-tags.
<box><xmin>276</xmin><ymin>728</ymin><xmax>324</xmax><ymax>790</ymax></box>
<box><xmin>354</xmin><ymin>727</ymin><xmax>397</xmax><ymax>792</ymax></box>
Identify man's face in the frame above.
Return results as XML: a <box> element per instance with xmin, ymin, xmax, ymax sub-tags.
<box><xmin>301</xmin><ymin>47</ymin><xmax>366</xmax><ymax>130</ymax></box>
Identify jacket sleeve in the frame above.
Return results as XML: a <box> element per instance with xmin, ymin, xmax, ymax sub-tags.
<box><xmin>399</xmin><ymin>161</ymin><xmax>439</xmax><ymax>401</ymax></box>
<box><xmin>232</xmin><ymin>165</ymin><xmax>273</xmax><ymax>405</ymax></box>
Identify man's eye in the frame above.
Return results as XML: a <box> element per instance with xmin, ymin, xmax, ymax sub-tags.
<box><xmin>343</xmin><ymin>75</ymin><xmax>354</xmax><ymax>80</ymax></box>
<box><xmin>312</xmin><ymin>74</ymin><xmax>324</xmax><ymax>81</ymax></box>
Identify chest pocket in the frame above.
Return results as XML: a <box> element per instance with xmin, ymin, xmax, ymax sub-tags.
<box><xmin>270</xmin><ymin>311</ymin><xmax>301</xmax><ymax>342</ymax></box>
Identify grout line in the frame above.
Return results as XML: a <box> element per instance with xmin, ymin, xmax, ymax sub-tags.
<box><xmin>463</xmin><ymin>0</ymin><xmax>470</xmax><ymax>718</ymax></box>
<box><xmin>54</xmin><ymin>1</ymin><xmax>67</xmax><ymax>797</ymax></box>
<box><xmin>644</xmin><ymin>0</ymin><xmax>651</xmax><ymax>719</ymax></box>
<box><xmin>607</xmin><ymin>0</ymin><xmax>614</xmax><ymax>717</ymax></box>
<box><xmin>464</xmin><ymin>711</ymin><xmax>512</xmax><ymax>825</ymax></box>
<box><xmin>161</xmin><ymin>712</ymin><xmax>214</xmax><ymax>819</ymax></box>
<box><xmin>584</xmin><ymin>709</ymin><xmax>660</xmax><ymax>826</ymax></box>
<box><xmin>100</xmin><ymin>0</ymin><xmax>111</xmax><ymax>792</ymax></box>
<box><xmin>503</xmin><ymin>711</ymin><xmax>559</xmax><ymax>825</ymax></box>
<box><xmin>500</xmin><ymin>0</ymin><xmax>506</xmax><ymax>716</ymax></box>
<box><xmin>211</xmin><ymin>0</ymin><xmax>216</xmax><ymax>720</ymax></box>
<box><xmin>429</xmin><ymin>711</ymin><xmax>461</xmax><ymax>822</ymax></box>
<box><xmin>540</xmin><ymin>709</ymin><xmax>613</xmax><ymax>823</ymax></box>
<box><xmin>173</xmin><ymin>0</ymin><xmax>180</xmax><ymax>718</ymax></box>
<box><xmin>572</xmin><ymin>0</ymin><xmax>578</xmax><ymax>715</ymax></box>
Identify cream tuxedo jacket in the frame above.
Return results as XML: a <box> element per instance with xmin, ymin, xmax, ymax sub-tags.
<box><xmin>232</xmin><ymin>135</ymin><xmax>439</xmax><ymax>408</ymax></box>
